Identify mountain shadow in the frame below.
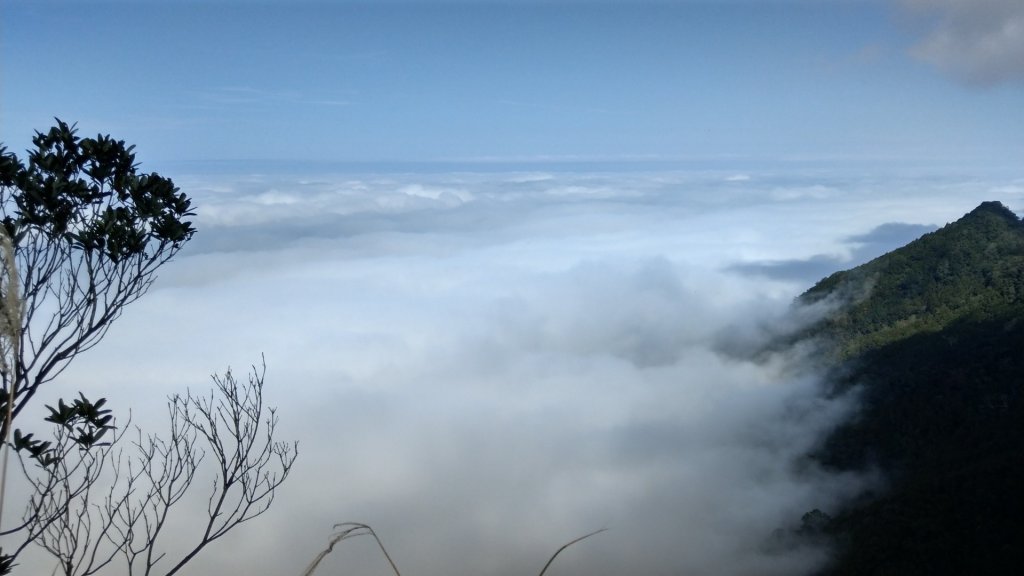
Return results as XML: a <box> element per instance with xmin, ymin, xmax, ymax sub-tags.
<box><xmin>791</xmin><ymin>201</ymin><xmax>1024</xmax><ymax>575</ymax></box>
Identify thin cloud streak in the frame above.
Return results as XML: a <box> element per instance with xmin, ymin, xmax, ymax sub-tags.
<box><xmin>190</xmin><ymin>86</ymin><xmax>355</xmax><ymax>109</ymax></box>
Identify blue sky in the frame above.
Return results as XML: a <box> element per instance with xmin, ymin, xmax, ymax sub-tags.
<box><xmin>2</xmin><ymin>0</ymin><xmax>1022</xmax><ymax>170</ymax></box>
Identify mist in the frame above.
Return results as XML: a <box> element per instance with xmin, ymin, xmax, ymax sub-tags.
<box><xmin>17</xmin><ymin>168</ymin><xmax>1018</xmax><ymax>575</ymax></box>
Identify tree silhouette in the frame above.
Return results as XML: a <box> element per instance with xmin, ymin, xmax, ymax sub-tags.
<box><xmin>0</xmin><ymin>122</ymin><xmax>296</xmax><ymax>575</ymax></box>
<box><xmin>0</xmin><ymin>119</ymin><xmax>195</xmax><ymax>430</ymax></box>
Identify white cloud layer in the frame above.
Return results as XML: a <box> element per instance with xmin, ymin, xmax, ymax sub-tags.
<box><xmin>10</xmin><ymin>168</ymin><xmax>1019</xmax><ymax>575</ymax></box>
<box><xmin>905</xmin><ymin>0</ymin><xmax>1024</xmax><ymax>86</ymax></box>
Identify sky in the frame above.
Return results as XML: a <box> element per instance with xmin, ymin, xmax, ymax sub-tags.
<box><xmin>1</xmin><ymin>1</ymin><xmax>1023</xmax><ymax>575</ymax></box>
<box><xmin>2</xmin><ymin>0</ymin><xmax>1023</xmax><ymax>169</ymax></box>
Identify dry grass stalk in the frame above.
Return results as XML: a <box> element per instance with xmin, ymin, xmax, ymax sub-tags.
<box><xmin>300</xmin><ymin>522</ymin><xmax>606</xmax><ymax>576</ymax></box>
<box><xmin>300</xmin><ymin>523</ymin><xmax>401</xmax><ymax>576</ymax></box>
<box><xmin>0</xmin><ymin>226</ymin><xmax>22</xmax><ymax>531</ymax></box>
<box><xmin>536</xmin><ymin>528</ymin><xmax>607</xmax><ymax>576</ymax></box>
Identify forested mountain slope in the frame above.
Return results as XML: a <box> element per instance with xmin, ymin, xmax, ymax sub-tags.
<box><xmin>801</xmin><ymin>201</ymin><xmax>1024</xmax><ymax>359</ymax></box>
<box><xmin>797</xmin><ymin>201</ymin><xmax>1024</xmax><ymax>575</ymax></box>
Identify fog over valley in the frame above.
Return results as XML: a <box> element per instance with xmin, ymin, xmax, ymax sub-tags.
<box><xmin>29</xmin><ymin>168</ymin><xmax>1016</xmax><ymax>575</ymax></box>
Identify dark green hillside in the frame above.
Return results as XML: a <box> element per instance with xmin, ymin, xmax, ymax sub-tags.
<box><xmin>796</xmin><ymin>201</ymin><xmax>1024</xmax><ymax>575</ymax></box>
<box><xmin>801</xmin><ymin>201</ymin><xmax>1024</xmax><ymax>359</ymax></box>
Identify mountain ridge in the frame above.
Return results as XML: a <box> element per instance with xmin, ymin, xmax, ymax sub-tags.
<box><xmin>792</xmin><ymin>201</ymin><xmax>1024</xmax><ymax>575</ymax></box>
<box><xmin>799</xmin><ymin>200</ymin><xmax>1024</xmax><ymax>359</ymax></box>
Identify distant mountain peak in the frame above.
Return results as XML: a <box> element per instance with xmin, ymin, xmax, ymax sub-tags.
<box><xmin>799</xmin><ymin>200</ymin><xmax>1024</xmax><ymax>358</ymax></box>
<box><xmin>965</xmin><ymin>200</ymin><xmax>1021</xmax><ymax>222</ymax></box>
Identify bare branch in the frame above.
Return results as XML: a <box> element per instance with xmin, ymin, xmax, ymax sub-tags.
<box><xmin>3</xmin><ymin>362</ymin><xmax>293</xmax><ymax>576</ymax></box>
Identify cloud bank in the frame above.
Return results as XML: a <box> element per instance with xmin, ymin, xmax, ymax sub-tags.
<box><xmin>14</xmin><ymin>168</ymin><xmax>1017</xmax><ymax>575</ymax></box>
<box><xmin>731</xmin><ymin>222</ymin><xmax>938</xmax><ymax>284</ymax></box>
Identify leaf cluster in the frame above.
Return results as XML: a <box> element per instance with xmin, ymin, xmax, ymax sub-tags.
<box><xmin>0</xmin><ymin>120</ymin><xmax>198</xmax><ymax>437</ymax></box>
<box><xmin>4</xmin><ymin>393</ymin><xmax>113</xmax><ymax>480</ymax></box>
<box><xmin>0</xmin><ymin>120</ymin><xmax>194</xmax><ymax>263</ymax></box>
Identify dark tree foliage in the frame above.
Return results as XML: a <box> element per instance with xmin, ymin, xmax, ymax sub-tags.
<box><xmin>793</xmin><ymin>201</ymin><xmax>1024</xmax><ymax>575</ymax></box>
<box><xmin>799</xmin><ymin>201</ymin><xmax>1024</xmax><ymax>359</ymax></box>
<box><xmin>813</xmin><ymin>309</ymin><xmax>1024</xmax><ymax>576</ymax></box>
<box><xmin>0</xmin><ymin>119</ymin><xmax>195</xmax><ymax>429</ymax></box>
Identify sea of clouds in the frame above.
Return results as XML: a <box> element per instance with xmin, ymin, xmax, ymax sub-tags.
<box><xmin>15</xmin><ymin>167</ymin><xmax>1021</xmax><ymax>575</ymax></box>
